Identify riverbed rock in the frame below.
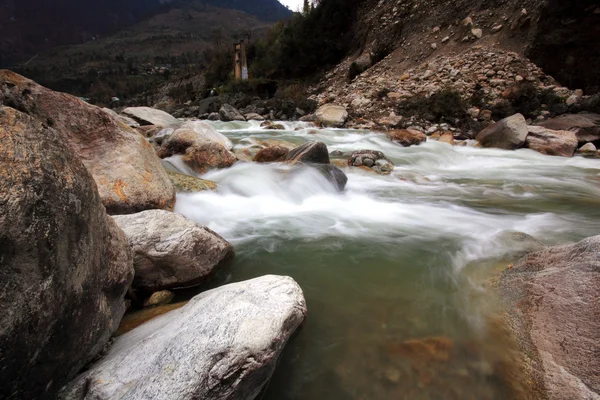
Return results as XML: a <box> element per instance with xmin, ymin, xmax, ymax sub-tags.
<box><xmin>499</xmin><ymin>236</ymin><xmax>600</xmax><ymax>400</ymax></box>
<box><xmin>254</xmin><ymin>145</ymin><xmax>290</xmax><ymax>163</ymax></box>
<box><xmin>285</xmin><ymin>141</ymin><xmax>331</xmax><ymax>164</ymax></box>
<box><xmin>476</xmin><ymin>113</ymin><xmax>528</xmax><ymax>150</ymax></box>
<box><xmin>315</xmin><ymin>104</ymin><xmax>348</xmax><ymax>127</ymax></box>
<box><xmin>113</xmin><ymin>210</ymin><xmax>234</xmax><ymax>292</ymax></box>
<box><xmin>348</xmin><ymin>150</ymin><xmax>395</xmax><ymax>174</ymax></box>
<box><xmin>219</xmin><ymin>104</ymin><xmax>245</xmax><ymax>122</ymax></box>
<box><xmin>525</xmin><ymin>126</ymin><xmax>578</xmax><ymax>157</ymax></box>
<box><xmin>103</xmin><ymin>107</ymin><xmax>140</xmax><ymax>127</ymax></box>
<box><xmin>577</xmin><ymin>142</ymin><xmax>598</xmax><ymax>157</ymax></box>
<box><xmin>122</xmin><ymin>107</ymin><xmax>181</xmax><ymax>129</ymax></box>
<box><xmin>0</xmin><ymin>106</ymin><xmax>134</xmax><ymax>399</ymax></box>
<box><xmin>538</xmin><ymin>113</ymin><xmax>600</xmax><ymax>144</ymax></box>
<box><xmin>183</xmin><ymin>142</ymin><xmax>237</xmax><ymax>174</ymax></box>
<box><xmin>245</xmin><ymin>112</ymin><xmax>265</xmax><ymax>121</ymax></box>
<box><xmin>438</xmin><ymin>132</ymin><xmax>455</xmax><ymax>145</ymax></box>
<box><xmin>386</xmin><ymin>129</ymin><xmax>427</xmax><ymax>147</ymax></box>
<box><xmin>0</xmin><ymin>70</ymin><xmax>175</xmax><ymax>214</ymax></box>
<box><xmin>312</xmin><ymin>164</ymin><xmax>348</xmax><ymax>191</ymax></box>
<box><xmin>261</xmin><ymin>120</ymin><xmax>286</xmax><ymax>130</ymax></box>
<box><xmin>158</xmin><ymin>122</ymin><xmax>233</xmax><ymax>158</ymax></box>
<box><xmin>58</xmin><ymin>275</ymin><xmax>307</xmax><ymax>400</ymax></box>
<box><xmin>166</xmin><ymin>170</ymin><xmax>218</xmax><ymax>193</ymax></box>
<box><xmin>144</xmin><ymin>291</ymin><xmax>175</xmax><ymax>308</ymax></box>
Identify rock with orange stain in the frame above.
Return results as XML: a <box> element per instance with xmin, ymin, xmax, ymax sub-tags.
<box><xmin>386</xmin><ymin>336</ymin><xmax>454</xmax><ymax>363</ymax></box>
<box><xmin>0</xmin><ymin>106</ymin><xmax>134</xmax><ymax>399</ymax></box>
<box><xmin>0</xmin><ymin>70</ymin><xmax>175</xmax><ymax>214</ymax></box>
<box><xmin>386</xmin><ymin>129</ymin><xmax>427</xmax><ymax>147</ymax></box>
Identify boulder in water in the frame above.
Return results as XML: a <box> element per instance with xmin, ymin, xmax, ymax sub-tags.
<box><xmin>166</xmin><ymin>170</ymin><xmax>217</xmax><ymax>193</ymax></box>
<box><xmin>0</xmin><ymin>106</ymin><xmax>134</xmax><ymax>399</ymax></box>
<box><xmin>386</xmin><ymin>129</ymin><xmax>427</xmax><ymax>147</ymax></box>
<box><xmin>499</xmin><ymin>235</ymin><xmax>600</xmax><ymax>400</ymax></box>
<box><xmin>219</xmin><ymin>104</ymin><xmax>245</xmax><ymax>122</ymax></box>
<box><xmin>311</xmin><ymin>164</ymin><xmax>348</xmax><ymax>191</ymax></box>
<box><xmin>577</xmin><ymin>142</ymin><xmax>598</xmax><ymax>157</ymax></box>
<box><xmin>158</xmin><ymin>122</ymin><xmax>233</xmax><ymax>157</ymax></box>
<box><xmin>245</xmin><ymin>113</ymin><xmax>265</xmax><ymax>121</ymax></box>
<box><xmin>254</xmin><ymin>145</ymin><xmax>290</xmax><ymax>163</ymax></box>
<box><xmin>0</xmin><ymin>70</ymin><xmax>175</xmax><ymax>214</ymax></box>
<box><xmin>315</xmin><ymin>104</ymin><xmax>348</xmax><ymax>127</ymax></box>
<box><xmin>122</xmin><ymin>107</ymin><xmax>181</xmax><ymax>129</ymax></box>
<box><xmin>285</xmin><ymin>141</ymin><xmax>331</xmax><ymax>164</ymax></box>
<box><xmin>348</xmin><ymin>150</ymin><xmax>394</xmax><ymax>174</ymax></box>
<box><xmin>113</xmin><ymin>210</ymin><xmax>234</xmax><ymax>292</ymax></box>
<box><xmin>525</xmin><ymin>126</ymin><xmax>578</xmax><ymax>157</ymax></box>
<box><xmin>261</xmin><ymin>120</ymin><xmax>286</xmax><ymax>130</ymax></box>
<box><xmin>183</xmin><ymin>142</ymin><xmax>237</xmax><ymax>174</ymax></box>
<box><xmin>438</xmin><ymin>132</ymin><xmax>455</xmax><ymax>145</ymax></box>
<box><xmin>537</xmin><ymin>113</ymin><xmax>600</xmax><ymax>144</ymax></box>
<box><xmin>476</xmin><ymin>113</ymin><xmax>528</xmax><ymax>150</ymax></box>
<box><xmin>58</xmin><ymin>275</ymin><xmax>307</xmax><ymax>400</ymax></box>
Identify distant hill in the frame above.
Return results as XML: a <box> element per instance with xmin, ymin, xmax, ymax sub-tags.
<box><xmin>0</xmin><ymin>0</ymin><xmax>291</xmax><ymax>67</ymax></box>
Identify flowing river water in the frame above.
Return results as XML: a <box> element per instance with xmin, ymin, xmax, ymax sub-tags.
<box><xmin>168</xmin><ymin>121</ymin><xmax>600</xmax><ymax>399</ymax></box>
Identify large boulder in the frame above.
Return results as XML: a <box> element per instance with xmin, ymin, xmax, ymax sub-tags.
<box><xmin>386</xmin><ymin>129</ymin><xmax>427</xmax><ymax>147</ymax></box>
<box><xmin>499</xmin><ymin>236</ymin><xmax>600</xmax><ymax>400</ymax></box>
<box><xmin>166</xmin><ymin>170</ymin><xmax>218</xmax><ymax>193</ymax></box>
<box><xmin>0</xmin><ymin>106</ymin><xmax>134</xmax><ymax>399</ymax></box>
<box><xmin>122</xmin><ymin>106</ymin><xmax>182</xmax><ymax>129</ymax></box>
<box><xmin>219</xmin><ymin>104</ymin><xmax>245</xmax><ymax>122</ymax></box>
<box><xmin>0</xmin><ymin>70</ymin><xmax>175</xmax><ymax>214</ymax></box>
<box><xmin>525</xmin><ymin>126</ymin><xmax>578</xmax><ymax>157</ymax></box>
<box><xmin>537</xmin><ymin>113</ymin><xmax>600</xmax><ymax>144</ymax></box>
<box><xmin>113</xmin><ymin>210</ymin><xmax>234</xmax><ymax>291</ymax></box>
<box><xmin>476</xmin><ymin>113</ymin><xmax>528</xmax><ymax>150</ymax></box>
<box><xmin>180</xmin><ymin>120</ymin><xmax>233</xmax><ymax>150</ymax></box>
<box><xmin>158</xmin><ymin>122</ymin><xmax>233</xmax><ymax>158</ymax></box>
<box><xmin>285</xmin><ymin>141</ymin><xmax>331</xmax><ymax>164</ymax></box>
<box><xmin>58</xmin><ymin>275</ymin><xmax>307</xmax><ymax>400</ymax></box>
<box><xmin>315</xmin><ymin>104</ymin><xmax>348</xmax><ymax>127</ymax></box>
<box><xmin>103</xmin><ymin>108</ymin><xmax>140</xmax><ymax>127</ymax></box>
<box><xmin>311</xmin><ymin>164</ymin><xmax>349</xmax><ymax>191</ymax></box>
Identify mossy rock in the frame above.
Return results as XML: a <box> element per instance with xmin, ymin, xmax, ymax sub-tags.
<box><xmin>166</xmin><ymin>170</ymin><xmax>217</xmax><ymax>193</ymax></box>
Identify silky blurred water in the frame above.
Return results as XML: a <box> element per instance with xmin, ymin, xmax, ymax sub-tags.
<box><xmin>173</xmin><ymin>121</ymin><xmax>600</xmax><ymax>400</ymax></box>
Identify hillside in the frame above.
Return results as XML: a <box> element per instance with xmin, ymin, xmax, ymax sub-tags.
<box><xmin>0</xmin><ymin>0</ymin><xmax>291</xmax><ymax>67</ymax></box>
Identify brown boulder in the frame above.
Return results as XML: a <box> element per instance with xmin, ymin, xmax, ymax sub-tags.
<box><xmin>438</xmin><ymin>132</ymin><xmax>455</xmax><ymax>145</ymax></box>
<box><xmin>253</xmin><ymin>145</ymin><xmax>290</xmax><ymax>163</ymax></box>
<box><xmin>525</xmin><ymin>126</ymin><xmax>578</xmax><ymax>157</ymax></box>
<box><xmin>0</xmin><ymin>106</ymin><xmax>134</xmax><ymax>399</ymax></box>
<box><xmin>476</xmin><ymin>113</ymin><xmax>528</xmax><ymax>150</ymax></box>
<box><xmin>182</xmin><ymin>142</ymin><xmax>237</xmax><ymax>174</ymax></box>
<box><xmin>386</xmin><ymin>129</ymin><xmax>427</xmax><ymax>147</ymax></box>
<box><xmin>538</xmin><ymin>113</ymin><xmax>600</xmax><ymax>144</ymax></box>
<box><xmin>0</xmin><ymin>70</ymin><xmax>175</xmax><ymax>214</ymax></box>
<box><xmin>499</xmin><ymin>236</ymin><xmax>600</xmax><ymax>399</ymax></box>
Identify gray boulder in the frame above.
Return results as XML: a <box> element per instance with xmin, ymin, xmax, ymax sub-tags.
<box><xmin>499</xmin><ymin>236</ymin><xmax>600</xmax><ymax>399</ymax></box>
<box><xmin>59</xmin><ymin>275</ymin><xmax>307</xmax><ymax>400</ymax></box>
<box><xmin>113</xmin><ymin>210</ymin><xmax>234</xmax><ymax>291</ymax></box>
<box><xmin>219</xmin><ymin>104</ymin><xmax>245</xmax><ymax>122</ymax></box>
<box><xmin>103</xmin><ymin>107</ymin><xmax>140</xmax><ymax>127</ymax></box>
<box><xmin>525</xmin><ymin>126</ymin><xmax>578</xmax><ymax>157</ymax></box>
<box><xmin>122</xmin><ymin>107</ymin><xmax>182</xmax><ymax>129</ymax></box>
<box><xmin>0</xmin><ymin>106</ymin><xmax>134</xmax><ymax>399</ymax></box>
<box><xmin>315</xmin><ymin>104</ymin><xmax>348</xmax><ymax>127</ymax></box>
<box><xmin>476</xmin><ymin>113</ymin><xmax>528</xmax><ymax>150</ymax></box>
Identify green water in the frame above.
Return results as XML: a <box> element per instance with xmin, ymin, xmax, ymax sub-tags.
<box><xmin>173</xmin><ymin>122</ymin><xmax>600</xmax><ymax>399</ymax></box>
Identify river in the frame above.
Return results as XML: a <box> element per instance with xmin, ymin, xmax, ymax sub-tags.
<box><xmin>173</xmin><ymin>121</ymin><xmax>600</xmax><ymax>399</ymax></box>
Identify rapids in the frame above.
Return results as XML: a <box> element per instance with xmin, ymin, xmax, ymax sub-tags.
<box><xmin>174</xmin><ymin>121</ymin><xmax>600</xmax><ymax>399</ymax></box>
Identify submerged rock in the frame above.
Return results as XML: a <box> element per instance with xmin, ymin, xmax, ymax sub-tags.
<box><xmin>261</xmin><ymin>120</ymin><xmax>286</xmax><ymax>130</ymax></box>
<box><xmin>0</xmin><ymin>70</ymin><xmax>175</xmax><ymax>214</ymax></box>
<box><xmin>386</xmin><ymin>129</ymin><xmax>427</xmax><ymax>147</ymax></box>
<box><xmin>315</xmin><ymin>104</ymin><xmax>348</xmax><ymax>127</ymax></box>
<box><xmin>348</xmin><ymin>150</ymin><xmax>394</xmax><ymax>174</ymax></box>
<box><xmin>285</xmin><ymin>141</ymin><xmax>331</xmax><ymax>164</ymax></box>
<box><xmin>577</xmin><ymin>142</ymin><xmax>598</xmax><ymax>157</ymax></box>
<box><xmin>0</xmin><ymin>106</ymin><xmax>134</xmax><ymax>399</ymax></box>
<box><xmin>254</xmin><ymin>145</ymin><xmax>290</xmax><ymax>163</ymax></box>
<box><xmin>219</xmin><ymin>104</ymin><xmax>245</xmax><ymax>122</ymax></box>
<box><xmin>525</xmin><ymin>126</ymin><xmax>578</xmax><ymax>157</ymax></box>
<box><xmin>312</xmin><ymin>164</ymin><xmax>349</xmax><ymax>191</ymax></box>
<box><xmin>183</xmin><ymin>142</ymin><xmax>237</xmax><ymax>174</ymax></box>
<box><xmin>166</xmin><ymin>170</ymin><xmax>217</xmax><ymax>193</ymax></box>
<box><xmin>59</xmin><ymin>275</ymin><xmax>307</xmax><ymax>400</ymax></box>
<box><xmin>499</xmin><ymin>236</ymin><xmax>600</xmax><ymax>399</ymax></box>
<box><xmin>476</xmin><ymin>113</ymin><xmax>528</xmax><ymax>150</ymax></box>
<box><xmin>144</xmin><ymin>291</ymin><xmax>175</xmax><ymax>308</ymax></box>
<box><xmin>113</xmin><ymin>210</ymin><xmax>234</xmax><ymax>291</ymax></box>
<box><xmin>122</xmin><ymin>106</ymin><xmax>181</xmax><ymax>129</ymax></box>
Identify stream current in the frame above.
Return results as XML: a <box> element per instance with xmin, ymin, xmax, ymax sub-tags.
<box><xmin>172</xmin><ymin>121</ymin><xmax>600</xmax><ymax>400</ymax></box>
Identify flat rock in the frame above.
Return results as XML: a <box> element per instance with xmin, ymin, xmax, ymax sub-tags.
<box><xmin>476</xmin><ymin>113</ymin><xmax>528</xmax><ymax>150</ymax></box>
<box><xmin>183</xmin><ymin>142</ymin><xmax>237</xmax><ymax>174</ymax></box>
<box><xmin>315</xmin><ymin>104</ymin><xmax>348</xmax><ymax>127</ymax></box>
<box><xmin>0</xmin><ymin>70</ymin><xmax>175</xmax><ymax>214</ymax></box>
<box><xmin>113</xmin><ymin>210</ymin><xmax>234</xmax><ymax>291</ymax></box>
<box><xmin>0</xmin><ymin>106</ymin><xmax>134</xmax><ymax>399</ymax></box>
<box><xmin>253</xmin><ymin>145</ymin><xmax>290</xmax><ymax>163</ymax></box>
<box><xmin>122</xmin><ymin>107</ymin><xmax>182</xmax><ymax>129</ymax></box>
<box><xmin>59</xmin><ymin>275</ymin><xmax>307</xmax><ymax>400</ymax></box>
<box><xmin>386</xmin><ymin>129</ymin><xmax>427</xmax><ymax>147</ymax></box>
<box><xmin>525</xmin><ymin>126</ymin><xmax>578</xmax><ymax>157</ymax></box>
<box><xmin>499</xmin><ymin>236</ymin><xmax>600</xmax><ymax>399</ymax></box>
<box><xmin>166</xmin><ymin>170</ymin><xmax>218</xmax><ymax>193</ymax></box>
<box><xmin>538</xmin><ymin>113</ymin><xmax>600</xmax><ymax>144</ymax></box>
